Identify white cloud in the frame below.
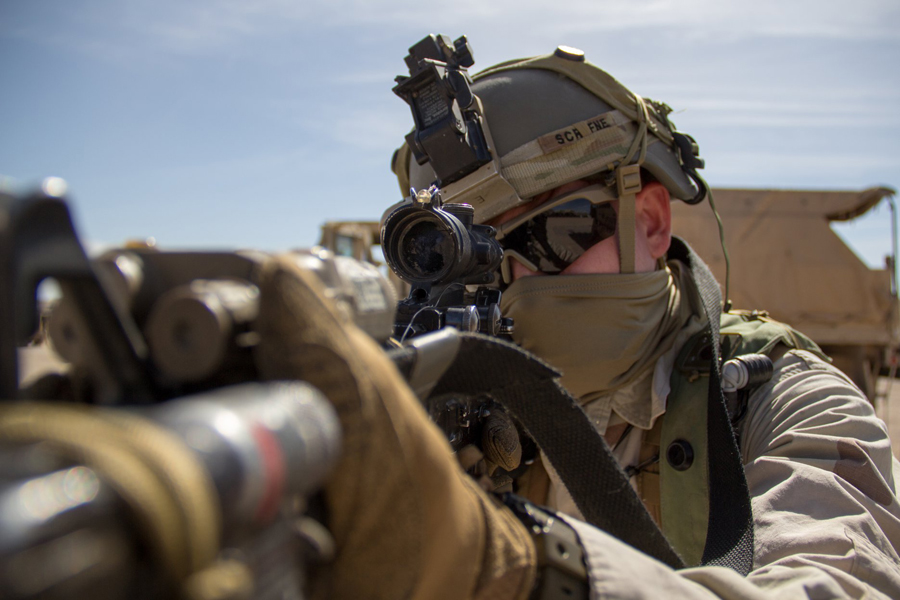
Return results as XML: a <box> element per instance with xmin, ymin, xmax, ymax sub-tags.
<box><xmin>292</xmin><ymin>100</ymin><xmax>412</xmax><ymax>154</ymax></box>
<box><xmin>270</xmin><ymin>0</ymin><xmax>900</xmax><ymax>42</ymax></box>
<box><xmin>147</xmin><ymin>147</ymin><xmax>317</xmax><ymax>182</ymax></box>
<box><xmin>627</xmin><ymin>80</ymin><xmax>900</xmax><ymax>129</ymax></box>
<box><xmin>329</xmin><ymin>109</ymin><xmax>411</xmax><ymax>152</ymax></box>
<box><xmin>328</xmin><ymin>69</ymin><xmax>400</xmax><ymax>86</ymax></box>
<box><xmin>687</xmin><ymin>107</ymin><xmax>899</xmax><ymax>129</ymax></box>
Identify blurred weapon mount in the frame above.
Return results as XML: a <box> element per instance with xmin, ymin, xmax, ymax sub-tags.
<box><xmin>0</xmin><ymin>183</ymin><xmax>398</xmax><ymax>600</ymax></box>
<box><xmin>379</xmin><ymin>183</ymin><xmax>527</xmax><ymax>485</ymax></box>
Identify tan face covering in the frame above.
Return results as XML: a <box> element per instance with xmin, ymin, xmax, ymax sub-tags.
<box><xmin>499</xmin><ymin>265</ymin><xmax>691</xmax><ymax>399</ymax></box>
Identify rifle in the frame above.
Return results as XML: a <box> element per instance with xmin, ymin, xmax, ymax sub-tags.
<box><xmin>379</xmin><ymin>34</ymin><xmax>528</xmax><ymax>479</ymax></box>
<box><xmin>380</xmin><ymin>187</ymin><xmax>529</xmax><ymax>479</ymax></box>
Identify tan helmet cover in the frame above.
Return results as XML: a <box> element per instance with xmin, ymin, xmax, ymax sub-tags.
<box><xmin>392</xmin><ymin>48</ymin><xmax>700</xmax><ymax>225</ymax></box>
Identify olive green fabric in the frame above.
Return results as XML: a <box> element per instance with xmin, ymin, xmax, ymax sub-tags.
<box><xmin>618</xmin><ymin>186</ymin><xmax>637</xmax><ymax>273</ymax></box>
<box><xmin>659</xmin><ymin>310</ymin><xmax>827</xmax><ymax>565</ymax></box>
<box><xmin>565</xmin><ymin>349</ymin><xmax>900</xmax><ymax>598</ymax></box>
<box><xmin>635</xmin><ymin>417</ymin><xmax>664</xmax><ymax>526</ymax></box>
<box><xmin>499</xmin><ymin>265</ymin><xmax>691</xmax><ymax>398</ymax></box>
<box><xmin>391</xmin><ymin>143</ymin><xmax>412</xmax><ymax>197</ymax></box>
<box><xmin>717</xmin><ymin>310</ymin><xmax>828</xmax><ymax>362</ymax></box>
<box><xmin>253</xmin><ymin>255</ymin><xmax>536</xmax><ymax>600</ymax></box>
<box><xmin>659</xmin><ymin>363</ymin><xmax>712</xmax><ymax>566</ymax></box>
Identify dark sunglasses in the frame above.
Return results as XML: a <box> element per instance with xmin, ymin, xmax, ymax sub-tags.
<box><xmin>497</xmin><ymin>185</ymin><xmax>618</xmax><ymax>275</ymax></box>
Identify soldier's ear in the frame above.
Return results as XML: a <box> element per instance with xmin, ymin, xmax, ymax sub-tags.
<box><xmin>636</xmin><ymin>182</ymin><xmax>672</xmax><ymax>260</ymax></box>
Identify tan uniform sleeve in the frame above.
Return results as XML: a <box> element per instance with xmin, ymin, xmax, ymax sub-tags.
<box><xmin>566</xmin><ymin>349</ymin><xmax>900</xmax><ymax>599</ymax></box>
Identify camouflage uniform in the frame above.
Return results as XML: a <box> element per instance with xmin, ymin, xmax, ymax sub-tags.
<box><xmin>546</xmin><ymin>341</ymin><xmax>900</xmax><ymax>598</ymax></box>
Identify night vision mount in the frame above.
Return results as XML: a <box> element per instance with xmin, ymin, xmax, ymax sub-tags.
<box><xmin>393</xmin><ymin>34</ymin><xmax>492</xmax><ymax>187</ymax></box>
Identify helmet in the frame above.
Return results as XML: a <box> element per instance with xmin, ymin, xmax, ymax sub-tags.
<box><xmin>391</xmin><ymin>45</ymin><xmax>707</xmax><ymax>273</ymax></box>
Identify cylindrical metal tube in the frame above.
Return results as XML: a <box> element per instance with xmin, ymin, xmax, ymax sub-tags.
<box><xmin>143</xmin><ymin>279</ymin><xmax>259</xmax><ymax>382</ymax></box>
<box><xmin>722</xmin><ymin>354</ymin><xmax>774</xmax><ymax>393</ymax></box>
<box><xmin>149</xmin><ymin>382</ymin><xmax>341</xmax><ymax>534</ymax></box>
<box><xmin>444</xmin><ymin>306</ymin><xmax>480</xmax><ymax>332</ymax></box>
<box><xmin>382</xmin><ymin>203</ymin><xmax>471</xmax><ymax>285</ymax></box>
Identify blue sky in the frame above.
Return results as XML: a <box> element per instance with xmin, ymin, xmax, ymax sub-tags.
<box><xmin>1</xmin><ymin>0</ymin><xmax>898</xmax><ymax>267</ymax></box>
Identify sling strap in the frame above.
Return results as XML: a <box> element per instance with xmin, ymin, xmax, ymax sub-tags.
<box><xmin>667</xmin><ymin>236</ymin><xmax>754</xmax><ymax>573</ymax></box>
<box><xmin>430</xmin><ymin>333</ymin><xmax>685</xmax><ymax>569</ymax></box>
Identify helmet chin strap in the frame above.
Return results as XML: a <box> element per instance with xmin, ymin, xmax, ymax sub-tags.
<box><xmin>613</xmin><ymin>95</ymin><xmax>651</xmax><ymax>274</ymax></box>
<box><xmin>615</xmin><ymin>165</ymin><xmax>640</xmax><ymax>273</ymax></box>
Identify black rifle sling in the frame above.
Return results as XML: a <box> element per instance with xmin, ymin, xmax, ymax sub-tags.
<box><xmin>430</xmin><ymin>333</ymin><xmax>685</xmax><ymax>569</ymax></box>
<box><xmin>668</xmin><ymin>236</ymin><xmax>754</xmax><ymax>574</ymax></box>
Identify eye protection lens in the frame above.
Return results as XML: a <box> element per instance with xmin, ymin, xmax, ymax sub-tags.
<box><xmin>498</xmin><ymin>187</ymin><xmax>618</xmax><ymax>274</ymax></box>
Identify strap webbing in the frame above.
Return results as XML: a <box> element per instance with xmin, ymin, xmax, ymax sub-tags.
<box><xmin>430</xmin><ymin>333</ymin><xmax>685</xmax><ymax>569</ymax></box>
<box><xmin>617</xmin><ymin>192</ymin><xmax>636</xmax><ymax>273</ymax></box>
<box><xmin>668</xmin><ymin>236</ymin><xmax>754</xmax><ymax>573</ymax></box>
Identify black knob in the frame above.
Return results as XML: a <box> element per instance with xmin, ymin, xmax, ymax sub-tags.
<box><xmin>666</xmin><ymin>440</ymin><xmax>694</xmax><ymax>471</ymax></box>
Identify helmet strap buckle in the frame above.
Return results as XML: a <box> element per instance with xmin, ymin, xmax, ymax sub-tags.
<box><xmin>615</xmin><ymin>164</ymin><xmax>642</xmax><ymax>273</ymax></box>
<box><xmin>616</xmin><ymin>163</ymin><xmax>642</xmax><ymax>198</ymax></box>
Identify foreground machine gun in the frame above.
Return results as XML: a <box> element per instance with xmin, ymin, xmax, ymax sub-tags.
<box><xmin>0</xmin><ymin>180</ymin><xmax>397</xmax><ymax>600</ymax></box>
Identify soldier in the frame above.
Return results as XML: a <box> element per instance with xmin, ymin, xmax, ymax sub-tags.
<box><xmin>262</xmin><ymin>45</ymin><xmax>900</xmax><ymax>598</ymax></box>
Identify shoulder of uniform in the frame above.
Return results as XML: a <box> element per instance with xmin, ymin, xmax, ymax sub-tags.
<box><xmin>675</xmin><ymin>309</ymin><xmax>828</xmax><ymax>377</ymax></box>
<box><xmin>720</xmin><ymin>309</ymin><xmax>826</xmax><ymax>361</ymax></box>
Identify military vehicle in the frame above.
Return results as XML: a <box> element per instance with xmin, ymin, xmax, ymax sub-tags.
<box><xmin>319</xmin><ymin>220</ymin><xmax>409</xmax><ymax>298</ymax></box>
<box><xmin>320</xmin><ymin>186</ymin><xmax>899</xmax><ymax>400</ymax></box>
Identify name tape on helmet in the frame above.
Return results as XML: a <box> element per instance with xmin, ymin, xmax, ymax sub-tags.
<box><xmin>536</xmin><ymin>110</ymin><xmax>633</xmax><ymax>154</ymax></box>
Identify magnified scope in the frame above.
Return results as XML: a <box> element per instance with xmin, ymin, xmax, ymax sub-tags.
<box><xmin>381</xmin><ymin>189</ymin><xmax>501</xmax><ymax>288</ymax></box>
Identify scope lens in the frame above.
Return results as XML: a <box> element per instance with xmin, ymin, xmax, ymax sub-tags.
<box><xmin>398</xmin><ymin>219</ymin><xmax>453</xmax><ymax>279</ymax></box>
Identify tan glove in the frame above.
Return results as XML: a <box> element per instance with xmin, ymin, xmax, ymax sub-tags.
<box><xmin>253</xmin><ymin>255</ymin><xmax>536</xmax><ymax>600</ymax></box>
